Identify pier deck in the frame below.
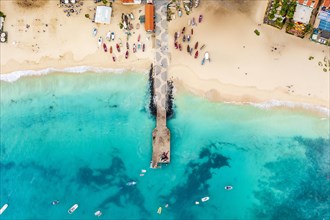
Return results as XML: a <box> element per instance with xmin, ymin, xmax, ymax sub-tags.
<box><xmin>151</xmin><ymin>0</ymin><xmax>170</xmax><ymax>168</ymax></box>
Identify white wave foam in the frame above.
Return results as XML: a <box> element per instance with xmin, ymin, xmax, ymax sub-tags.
<box><xmin>0</xmin><ymin>66</ymin><xmax>130</xmax><ymax>82</ymax></box>
<box><xmin>248</xmin><ymin>100</ymin><xmax>330</xmax><ymax>117</ymax></box>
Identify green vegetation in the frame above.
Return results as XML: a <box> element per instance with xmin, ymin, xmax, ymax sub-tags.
<box><xmin>0</xmin><ymin>11</ymin><xmax>6</xmax><ymax>18</ymax></box>
<box><xmin>323</xmin><ymin>68</ymin><xmax>328</xmax><ymax>72</ymax></box>
<box><xmin>119</xmin><ymin>23</ymin><xmax>123</xmax><ymax>29</ymax></box>
<box><xmin>254</xmin><ymin>29</ymin><xmax>260</xmax><ymax>36</ymax></box>
<box><xmin>85</xmin><ymin>14</ymin><xmax>90</xmax><ymax>19</ymax></box>
<box><xmin>268</xmin><ymin>13</ymin><xmax>275</xmax><ymax>20</ymax></box>
<box><xmin>308</xmin><ymin>56</ymin><xmax>314</xmax><ymax>60</ymax></box>
<box><xmin>102</xmin><ymin>0</ymin><xmax>108</xmax><ymax>5</ymax></box>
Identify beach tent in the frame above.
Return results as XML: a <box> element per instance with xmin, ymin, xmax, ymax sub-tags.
<box><xmin>95</xmin><ymin>6</ymin><xmax>112</xmax><ymax>24</ymax></box>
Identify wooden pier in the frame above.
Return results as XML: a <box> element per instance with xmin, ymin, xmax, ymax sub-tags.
<box><xmin>151</xmin><ymin>0</ymin><xmax>170</xmax><ymax>168</ymax></box>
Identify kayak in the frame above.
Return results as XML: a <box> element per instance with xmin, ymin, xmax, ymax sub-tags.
<box><xmin>225</xmin><ymin>186</ymin><xmax>233</xmax><ymax>190</ymax></box>
<box><xmin>94</xmin><ymin>210</ymin><xmax>102</xmax><ymax>217</ymax></box>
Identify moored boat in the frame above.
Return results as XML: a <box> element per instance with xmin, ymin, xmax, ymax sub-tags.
<box><xmin>110</xmin><ymin>46</ymin><xmax>113</xmax><ymax>54</ymax></box>
<box><xmin>125</xmin><ymin>50</ymin><xmax>129</xmax><ymax>59</ymax></box>
<box><xmin>133</xmin><ymin>44</ymin><xmax>137</xmax><ymax>53</ymax></box>
<box><xmin>68</xmin><ymin>204</ymin><xmax>78</xmax><ymax>214</ymax></box>
<box><xmin>0</xmin><ymin>204</ymin><xmax>8</xmax><ymax>215</ymax></box>
<box><xmin>116</xmin><ymin>44</ymin><xmax>120</xmax><ymax>52</ymax></box>
<box><xmin>157</xmin><ymin>207</ymin><xmax>162</xmax><ymax>214</ymax></box>
<box><xmin>142</xmin><ymin>43</ymin><xmax>145</xmax><ymax>52</ymax></box>
<box><xmin>126</xmin><ymin>181</ymin><xmax>137</xmax><ymax>186</ymax></box>
<box><xmin>225</xmin><ymin>186</ymin><xmax>233</xmax><ymax>190</ymax></box>
<box><xmin>194</xmin><ymin>41</ymin><xmax>199</xmax><ymax>50</ymax></box>
<box><xmin>194</xmin><ymin>50</ymin><xmax>199</xmax><ymax>59</ymax></box>
<box><xmin>94</xmin><ymin>210</ymin><xmax>102</xmax><ymax>217</ymax></box>
<box><xmin>201</xmin><ymin>197</ymin><xmax>209</xmax><ymax>202</ymax></box>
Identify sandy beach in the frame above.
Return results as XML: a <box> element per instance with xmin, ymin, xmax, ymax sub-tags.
<box><xmin>1</xmin><ymin>0</ymin><xmax>329</xmax><ymax>110</ymax></box>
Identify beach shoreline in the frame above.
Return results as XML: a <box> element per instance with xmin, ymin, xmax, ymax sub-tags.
<box><xmin>1</xmin><ymin>0</ymin><xmax>329</xmax><ymax>111</ymax></box>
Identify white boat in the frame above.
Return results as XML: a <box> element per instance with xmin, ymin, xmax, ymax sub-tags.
<box><xmin>225</xmin><ymin>186</ymin><xmax>233</xmax><ymax>190</ymax></box>
<box><xmin>106</xmin><ymin>31</ymin><xmax>111</xmax><ymax>41</ymax></box>
<box><xmin>0</xmin><ymin>204</ymin><xmax>8</xmax><ymax>215</ymax></box>
<box><xmin>141</xmin><ymin>169</ymin><xmax>147</xmax><ymax>173</ymax></box>
<box><xmin>157</xmin><ymin>207</ymin><xmax>162</xmax><ymax>214</ymax></box>
<box><xmin>68</xmin><ymin>204</ymin><xmax>78</xmax><ymax>214</ymax></box>
<box><xmin>94</xmin><ymin>210</ymin><xmax>102</xmax><ymax>217</ymax></box>
<box><xmin>201</xmin><ymin>197</ymin><xmax>209</xmax><ymax>202</ymax></box>
<box><xmin>98</xmin><ymin>37</ymin><xmax>103</xmax><ymax>48</ymax></box>
<box><xmin>126</xmin><ymin>181</ymin><xmax>137</xmax><ymax>186</ymax></box>
<box><xmin>204</xmin><ymin>52</ymin><xmax>209</xmax><ymax>60</ymax></box>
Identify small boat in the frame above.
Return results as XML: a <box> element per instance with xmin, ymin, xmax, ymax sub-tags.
<box><xmin>138</xmin><ymin>42</ymin><xmax>141</xmax><ymax>50</ymax></box>
<box><xmin>174</xmin><ymin>32</ymin><xmax>178</xmax><ymax>41</ymax></box>
<box><xmin>195</xmin><ymin>0</ymin><xmax>200</xmax><ymax>8</ymax></box>
<box><xmin>194</xmin><ymin>41</ymin><xmax>199</xmax><ymax>50</ymax></box>
<box><xmin>142</xmin><ymin>43</ymin><xmax>145</xmax><ymax>52</ymax></box>
<box><xmin>103</xmin><ymin>43</ymin><xmax>107</xmax><ymax>52</ymax></box>
<box><xmin>126</xmin><ymin>181</ymin><xmax>137</xmax><ymax>186</ymax></box>
<box><xmin>187</xmin><ymin>35</ymin><xmax>191</xmax><ymax>42</ymax></box>
<box><xmin>183</xmin><ymin>35</ymin><xmax>186</xmax><ymax>42</ymax></box>
<box><xmin>191</xmin><ymin>28</ymin><xmax>193</xmax><ymax>35</ymax></box>
<box><xmin>110</xmin><ymin>46</ymin><xmax>113</xmax><ymax>54</ymax></box>
<box><xmin>204</xmin><ymin>52</ymin><xmax>210</xmax><ymax>60</ymax></box>
<box><xmin>178</xmin><ymin>9</ymin><xmax>182</xmax><ymax>17</ymax></box>
<box><xmin>0</xmin><ymin>204</ymin><xmax>8</xmax><ymax>215</ymax></box>
<box><xmin>138</xmin><ymin>34</ymin><xmax>141</xmax><ymax>42</ymax></box>
<box><xmin>68</xmin><ymin>204</ymin><xmax>78</xmax><ymax>214</ymax></box>
<box><xmin>126</xmin><ymin>42</ymin><xmax>129</xmax><ymax>49</ymax></box>
<box><xmin>179</xmin><ymin>44</ymin><xmax>182</xmax><ymax>51</ymax></box>
<box><xmin>181</xmin><ymin>27</ymin><xmax>185</xmax><ymax>34</ymax></box>
<box><xmin>133</xmin><ymin>44</ymin><xmax>137</xmax><ymax>53</ymax></box>
<box><xmin>116</xmin><ymin>44</ymin><xmax>120</xmax><ymax>52</ymax></box>
<box><xmin>201</xmin><ymin>58</ymin><xmax>205</xmax><ymax>65</ymax></box>
<box><xmin>93</xmin><ymin>28</ymin><xmax>97</xmax><ymax>37</ymax></box>
<box><xmin>194</xmin><ymin>50</ymin><xmax>199</xmax><ymax>59</ymax></box>
<box><xmin>112</xmin><ymin>56</ymin><xmax>116</xmax><ymax>62</ymax></box>
<box><xmin>106</xmin><ymin>31</ymin><xmax>111</xmax><ymax>41</ymax></box>
<box><xmin>174</xmin><ymin>42</ymin><xmax>178</xmax><ymax>49</ymax></box>
<box><xmin>187</xmin><ymin>45</ymin><xmax>190</xmax><ymax>53</ymax></box>
<box><xmin>125</xmin><ymin>50</ymin><xmax>129</xmax><ymax>59</ymax></box>
<box><xmin>192</xmin><ymin>17</ymin><xmax>196</xmax><ymax>26</ymax></box>
<box><xmin>199</xmin><ymin>14</ymin><xmax>203</xmax><ymax>23</ymax></box>
<box><xmin>177</xmin><ymin>31</ymin><xmax>181</xmax><ymax>38</ymax></box>
<box><xmin>200</xmin><ymin>44</ymin><xmax>205</xmax><ymax>50</ymax></box>
<box><xmin>98</xmin><ymin>37</ymin><xmax>102</xmax><ymax>48</ymax></box>
<box><xmin>157</xmin><ymin>207</ymin><xmax>162</xmax><ymax>214</ymax></box>
<box><xmin>189</xmin><ymin>47</ymin><xmax>193</xmax><ymax>55</ymax></box>
<box><xmin>195</xmin><ymin>201</ymin><xmax>200</xmax><ymax>205</ymax></box>
<box><xmin>94</xmin><ymin>210</ymin><xmax>102</xmax><ymax>217</ymax></box>
<box><xmin>225</xmin><ymin>186</ymin><xmax>233</xmax><ymax>190</ymax></box>
<box><xmin>51</xmin><ymin>200</ymin><xmax>60</xmax><ymax>205</ymax></box>
<box><xmin>201</xmin><ymin>197</ymin><xmax>209</xmax><ymax>202</ymax></box>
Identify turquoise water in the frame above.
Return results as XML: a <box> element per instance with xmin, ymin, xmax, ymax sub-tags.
<box><xmin>0</xmin><ymin>72</ymin><xmax>329</xmax><ymax>220</ymax></box>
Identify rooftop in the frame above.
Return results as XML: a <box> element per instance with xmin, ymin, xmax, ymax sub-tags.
<box><xmin>293</xmin><ymin>4</ymin><xmax>313</xmax><ymax>24</ymax></box>
<box><xmin>95</xmin><ymin>6</ymin><xmax>112</xmax><ymax>24</ymax></box>
<box><xmin>122</xmin><ymin>0</ymin><xmax>141</xmax><ymax>4</ymax></box>
<box><xmin>297</xmin><ymin>0</ymin><xmax>319</xmax><ymax>9</ymax></box>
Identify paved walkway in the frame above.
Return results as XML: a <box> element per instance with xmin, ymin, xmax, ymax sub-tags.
<box><xmin>151</xmin><ymin>0</ymin><xmax>171</xmax><ymax>168</ymax></box>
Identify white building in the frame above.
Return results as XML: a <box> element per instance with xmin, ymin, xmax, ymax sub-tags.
<box><xmin>95</xmin><ymin>6</ymin><xmax>112</xmax><ymax>24</ymax></box>
<box><xmin>293</xmin><ymin>4</ymin><xmax>313</xmax><ymax>24</ymax></box>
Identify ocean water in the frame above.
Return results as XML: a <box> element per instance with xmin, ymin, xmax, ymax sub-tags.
<box><xmin>0</xmin><ymin>71</ymin><xmax>329</xmax><ymax>220</ymax></box>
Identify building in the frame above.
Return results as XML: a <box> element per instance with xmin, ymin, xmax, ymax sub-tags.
<box><xmin>145</xmin><ymin>3</ymin><xmax>154</xmax><ymax>32</ymax></box>
<box><xmin>95</xmin><ymin>6</ymin><xmax>112</xmax><ymax>24</ymax></box>
<box><xmin>311</xmin><ymin>0</ymin><xmax>330</xmax><ymax>45</ymax></box>
<box><xmin>122</xmin><ymin>0</ymin><xmax>141</xmax><ymax>4</ymax></box>
<box><xmin>293</xmin><ymin>4</ymin><xmax>314</xmax><ymax>24</ymax></box>
<box><xmin>297</xmin><ymin>0</ymin><xmax>319</xmax><ymax>8</ymax></box>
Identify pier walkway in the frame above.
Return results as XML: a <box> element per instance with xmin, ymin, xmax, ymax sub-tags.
<box><xmin>151</xmin><ymin>0</ymin><xmax>170</xmax><ymax>168</ymax></box>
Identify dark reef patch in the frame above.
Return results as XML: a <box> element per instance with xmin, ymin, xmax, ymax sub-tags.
<box><xmin>160</xmin><ymin>143</ymin><xmax>230</xmax><ymax>219</ymax></box>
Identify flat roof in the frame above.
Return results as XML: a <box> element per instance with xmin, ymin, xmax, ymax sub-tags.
<box><xmin>293</xmin><ymin>4</ymin><xmax>313</xmax><ymax>24</ymax></box>
<box><xmin>95</xmin><ymin>6</ymin><xmax>112</xmax><ymax>24</ymax></box>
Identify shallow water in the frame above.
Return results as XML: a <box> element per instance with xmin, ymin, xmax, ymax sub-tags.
<box><xmin>0</xmin><ymin>72</ymin><xmax>329</xmax><ymax>219</ymax></box>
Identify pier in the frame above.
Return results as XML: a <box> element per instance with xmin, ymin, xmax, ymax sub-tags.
<box><xmin>151</xmin><ymin>0</ymin><xmax>170</xmax><ymax>168</ymax></box>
